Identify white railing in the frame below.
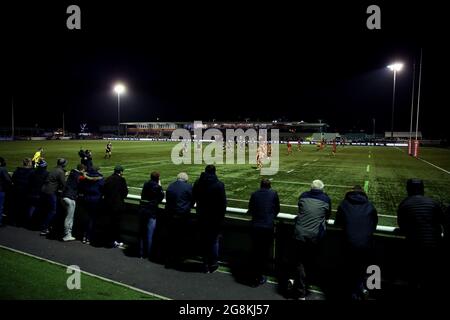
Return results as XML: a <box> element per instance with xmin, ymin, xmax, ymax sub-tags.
<box><xmin>126</xmin><ymin>194</ymin><xmax>396</xmax><ymax>232</ymax></box>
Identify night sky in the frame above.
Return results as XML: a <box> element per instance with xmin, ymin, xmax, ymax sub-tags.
<box><xmin>2</xmin><ymin>1</ymin><xmax>449</xmax><ymax>138</ymax></box>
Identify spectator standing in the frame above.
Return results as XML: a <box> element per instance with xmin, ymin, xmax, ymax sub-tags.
<box><xmin>78</xmin><ymin>166</ymin><xmax>104</xmax><ymax>244</ymax></box>
<box><xmin>11</xmin><ymin>158</ymin><xmax>34</xmax><ymax>226</ymax></box>
<box><xmin>397</xmin><ymin>179</ymin><xmax>445</xmax><ymax>295</ymax></box>
<box><xmin>335</xmin><ymin>185</ymin><xmax>378</xmax><ymax>300</ymax></box>
<box><xmin>291</xmin><ymin>179</ymin><xmax>331</xmax><ymax>300</ymax></box>
<box><xmin>27</xmin><ymin>160</ymin><xmax>49</xmax><ymax>226</ymax></box>
<box><xmin>139</xmin><ymin>171</ymin><xmax>164</xmax><ymax>259</ymax></box>
<box><xmin>0</xmin><ymin>157</ymin><xmax>12</xmax><ymax>227</ymax></box>
<box><xmin>61</xmin><ymin>164</ymin><xmax>87</xmax><ymax>241</ymax></box>
<box><xmin>193</xmin><ymin>165</ymin><xmax>227</xmax><ymax>273</ymax></box>
<box><xmin>247</xmin><ymin>178</ymin><xmax>280</xmax><ymax>286</ymax></box>
<box><xmin>40</xmin><ymin>158</ymin><xmax>67</xmax><ymax>236</ymax></box>
<box><xmin>103</xmin><ymin>165</ymin><xmax>128</xmax><ymax>248</ymax></box>
<box><xmin>164</xmin><ymin>172</ymin><xmax>194</xmax><ymax>268</ymax></box>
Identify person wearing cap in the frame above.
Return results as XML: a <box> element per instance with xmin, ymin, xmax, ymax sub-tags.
<box><xmin>0</xmin><ymin>157</ymin><xmax>12</xmax><ymax>227</ymax></box>
<box><xmin>27</xmin><ymin>160</ymin><xmax>49</xmax><ymax>226</ymax></box>
<box><xmin>11</xmin><ymin>158</ymin><xmax>34</xmax><ymax>226</ymax></box>
<box><xmin>40</xmin><ymin>158</ymin><xmax>68</xmax><ymax>236</ymax></box>
<box><xmin>397</xmin><ymin>178</ymin><xmax>446</xmax><ymax>296</ymax></box>
<box><xmin>291</xmin><ymin>179</ymin><xmax>331</xmax><ymax>300</ymax></box>
<box><xmin>103</xmin><ymin>165</ymin><xmax>128</xmax><ymax>248</ymax></box>
<box><xmin>335</xmin><ymin>185</ymin><xmax>378</xmax><ymax>300</ymax></box>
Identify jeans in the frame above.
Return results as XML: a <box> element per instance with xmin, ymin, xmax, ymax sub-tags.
<box><xmin>62</xmin><ymin>197</ymin><xmax>76</xmax><ymax>237</ymax></box>
<box><xmin>139</xmin><ymin>217</ymin><xmax>157</xmax><ymax>258</ymax></box>
<box><xmin>41</xmin><ymin>193</ymin><xmax>57</xmax><ymax>231</ymax></box>
<box><xmin>0</xmin><ymin>192</ymin><xmax>5</xmax><ymax>225</ymax></box>
<box><xmin>27</xmin><ymin>195</ymin><xmax>41</xmax><ymax>221</ymax></box>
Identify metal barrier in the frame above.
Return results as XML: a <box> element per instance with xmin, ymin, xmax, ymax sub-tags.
<box><xmin>126</xmin><ymin>194</ymin><xmax>397</xmax><ymax>233</ymax></box>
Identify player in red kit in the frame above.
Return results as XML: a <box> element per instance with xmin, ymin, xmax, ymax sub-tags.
<box><xmin>287</xmin><ymin>142</ymin><xmax>292</xmax><ymax>155</ymax></box>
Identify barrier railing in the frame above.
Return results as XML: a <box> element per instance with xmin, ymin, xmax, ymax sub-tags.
<box><xmin>126</xmin><ymin>194</ymin><xmax>397</xmax><ymax>233</ymax></box>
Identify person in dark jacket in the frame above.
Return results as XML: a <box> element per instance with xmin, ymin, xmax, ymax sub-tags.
<box><xmin>78</xmin><ymin>166</ymin><xmax>104</xmax><ymax>244</ymax></box>
<box><xmin>139</xmin><ymin>171</ymin><xmax>164</xmax><ymax>259</ymax></box>
<box><xmin>335</xmin><ymin>185</ymin><xmax>378</xmax><ymax>300</ymax></box>
<box><xmin>103</xmin><ymin>165</ymin><xmax>128</xmax><ymax>248</ymax></box>
<box><xmin>27</xmin><ymin>160</ymin><xmax>49</xmax><ymax>226</ymax></box>
<box><xmin>79</xmin><ymin>149</ymin><xmax>93</xmax><ymax>171</ymax></box>
<box><xmin>11</xmin><ymin>158</ymin><xmax>34</xmax><ymax>226</ymax></box>
<box><xmin>397</xmin><ymin>178</ymin><xmax>445</xmax><ymax>295</ymax></box>
<box><xmin>0</xmin><ymin>157</ymin><xmax>12</xmax><ymax>227</ymax></box>
<box><xmin>164</xmin><ymin>172</ymin><xmax>194</xmax><ymax>268</ymax></box>
<box><xmin>61</xmin><ymin>164</ymin><xmax>87</xmax><ymax>241</ymax></box>
<box><xmin>193</xmin><ymin>165</ymin><xmax>227</xmax><ymax>273</ymax></box>
<box><xmin>40</xmin><ymin>158</ymin><xmax>67</xmax><ymax>236</ymax></box>
<box><xmin>248</xmin><ymin>178</ymin><xmax>280</xmax><ymax>286</ymax></box>
<box><xmin>291</xmin><ymin>179</ymin><xmax>331</xmax><ymax>300</ymax></box>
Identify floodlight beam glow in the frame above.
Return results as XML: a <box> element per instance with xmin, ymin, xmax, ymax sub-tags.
<box><xmin>114</xmin><ymin>83</ymin><xmax>126</xmax><ymax>94</ymax></box>
<box><xmin>387</xmin><ymin>63</ymin><xmax>404</xmax><ymax>72</ymax></box>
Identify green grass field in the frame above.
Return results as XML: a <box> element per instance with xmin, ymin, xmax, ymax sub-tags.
<box><xmin>0</xmin><ymin>247</ymin><xmax>160</xmax><ymax>300</ymax></box>
<box><xmin>0</xmin><ymin>140</ymin><xmax>449</xmax><ymax>227</ymax></box>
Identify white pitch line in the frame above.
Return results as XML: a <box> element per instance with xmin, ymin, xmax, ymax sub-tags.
<box><xmin>286</xmin><ymin>169</ymin><xmax>294</xmax><ymax>173</ymax></box>
<box><xmin>302</xmin><ymin>163</ymin><xmax>310</xmax><ymax>166</ymax></box>
<box><xmin>417</xmin><ymin>157</ymin><xmax>450</xmax><ymax>175</ymax></box>
<box><xmin>313</xmin><ymin>158</ymin><xmax>319</xmax><ymax>162</ymax></box>
<box><xmin>0</xmin><ymin>245</ymin><xmax>171</xmax><ymax>300</ymax></box>
<box><xmin>394</xmin><ymin>147</ymin><xmax>450</xmax><ymax>175</ymax></box>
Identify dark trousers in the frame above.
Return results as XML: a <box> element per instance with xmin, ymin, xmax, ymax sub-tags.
<box><xmin>200</xmin><ymin>226</ymin><xmax>220</xmax><ymax>268</ymax></box>
<box><xmin>84</xmin><ymin>201</ymin><xmax>100</xmax><ymax>241</ymax></box>
<box><xmin>343</xmin><ymin>246</ymin><xmax>371</xmax><ymax>299</ymax></box>
<box><xmin>251</xmin><ymin>227</ymin><xmax>273</xmax><ymax>281</ymax></box>
<box><xmin>41</xmin><ymin>193</ymin><xmax>57</xmax><ymax>231</ymax></box>
<box><xmin>109</xmin><ymin>208</ymin><xmax>123</xmax><ymax>244</ymax></box>
<box><xmin>292</xmin><ymin>239</ymin><xmax>318</xmax><ymax>298</ymax></box>
<box><xmin>406</xmin><ymin>246</ymin><xmax>443</xmax><ymax>296</ymax></box>
<box><xmin>165</xmin><ymin>215</ymin><xmax>190</xmax><ymax>266</ymax></box>
<box><xmin>0</xmin><ymin>192</ymin><xmax>5</xmax><ymax>225</ymax></box>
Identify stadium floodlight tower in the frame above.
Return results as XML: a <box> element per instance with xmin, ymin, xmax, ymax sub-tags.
<box><xmin>387</xmin><ymin>62</ymin><xmax>404</xmax><ymax>140</ymax></box>
<box><xmin>113</xmin><ymin>83</ymin><xmax>126</xmax><ymax>136</ymax></box>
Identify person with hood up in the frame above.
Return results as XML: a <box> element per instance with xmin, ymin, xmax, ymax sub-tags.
<box><xmin>193</xmin><ymin>165</ymin><xmax>227</xmax><ymax>273</ymax></box>
<box><xmin>335</xmin><ymin>185</ymin><xmax>378</xmax><ymax>300</ymax></box>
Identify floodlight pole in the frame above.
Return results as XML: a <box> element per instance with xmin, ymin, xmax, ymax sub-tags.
<box><xmin>415</xmin><ymin>49</ymin><xmax>423</xmax><ymax>141</ymax></box>
<box><xmin>409</xmin><ymin>63</ymin><xmax>416</xmax><ymax>144</ymax></box>
<box><xmin>390</xmin><ymin>69</ymin><xmax>397</xmax><ymax>139</ymax></box>
<box><xmin>117</xmin><ymin>92</ymin><xmax>121</xmax><ymax>136</ymax></box>
<box><xmin>11</xmin><ymin>97</ymin><xmax>14</xmax><ymax>140</ymax></box>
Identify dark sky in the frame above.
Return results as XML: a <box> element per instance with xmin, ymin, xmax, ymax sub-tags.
<box><xmin>2</xmin><ymin>1</ymin><xmax>449</xmax><ymax>138</ymax></box>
